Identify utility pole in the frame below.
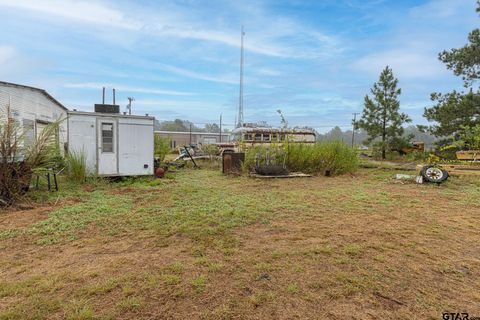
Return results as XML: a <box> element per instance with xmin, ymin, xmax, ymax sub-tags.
<box><xmin>237</xmin><ymin>25</ymin><xmax>245</xmax><ymax>128</ymax></box>
<box><xmin>127</xmin><ymin>97</ymin><xmax>135</xmax><ymax>115</ymax></box>
<box><xmin>219</xmin><ymin>114</ymin><xmax>222</xmax><ymax>143</ymax></box>
<box><xmin>189</xmin><ymin>123</ymin><xmax>192</xmax><ymax>145</ymax></box>
<box><xmin>351</xmin><ymin>112</ymin><xmax>360</xmax><ymax>148</ymax></box>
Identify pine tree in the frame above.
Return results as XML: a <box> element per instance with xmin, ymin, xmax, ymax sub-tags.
<box><xmin>356</xmin><ymin>66</ymin><xmax>411</xmax><ymax>159</ymax></box>
<box><xmin>423</xmin><ymin>1</ymin><xmax>480</xmax><ymax>139</ymax></box>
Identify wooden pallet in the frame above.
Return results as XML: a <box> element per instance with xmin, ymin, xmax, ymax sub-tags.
<box><xmin>440</xmin><ymin>164</ymin><xmax>480</xmax><ymax>176</ymax></box>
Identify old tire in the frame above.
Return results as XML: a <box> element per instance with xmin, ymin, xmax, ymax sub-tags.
<box><xmin>421</xmin><ymin>165</ymin><xmax>448</xmax><ymax>183</ymax></box>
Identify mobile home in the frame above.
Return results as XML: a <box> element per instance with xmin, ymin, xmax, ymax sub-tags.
<box><xmin>0</xmin><ymin>81</ymin><xmax>68</xmax><ymax>152</ymax></box>
<box><xmin>68</xmin><ymin>108</ymin><xmax>154</xmax><ymax>176</ymax></box>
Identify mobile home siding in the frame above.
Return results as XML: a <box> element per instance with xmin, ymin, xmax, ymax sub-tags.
<box><xmin>0</xmin><ymin>83</ymin><xmax>68</xmax><ymax>151</ymax></box>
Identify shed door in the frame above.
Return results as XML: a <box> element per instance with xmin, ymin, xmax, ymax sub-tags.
<box><xmin>97</xmin><ymin>119</ymin><xmax>118</xmax><ymax>175</ymax></box>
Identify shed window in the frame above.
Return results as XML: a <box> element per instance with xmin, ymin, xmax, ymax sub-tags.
<box><xmin>101</xmin><ymin>123</ymin><xmax>114</xmax><ymax>153</ymax></box>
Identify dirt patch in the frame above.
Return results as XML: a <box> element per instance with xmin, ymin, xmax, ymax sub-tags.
<box><xmin>0</xmin><ymin>205</ymin><xmax>52</xmax><ymax>230</ymax></box>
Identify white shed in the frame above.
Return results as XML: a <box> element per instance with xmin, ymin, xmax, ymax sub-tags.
<box><xmin>0</xmin><ymin>81</ymin><xmax>68</xmax><ymax>151</ymax></box>
<box><xmin>67</xmin><ymin>110</ymin><xmax>154</xmax><ymax>176</ymax></box>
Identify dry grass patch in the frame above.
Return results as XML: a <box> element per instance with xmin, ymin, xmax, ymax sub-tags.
<box><xmin>0</xmin><ymin>168</ymin><xmax>479</xmax><ymax>319</ymax></box>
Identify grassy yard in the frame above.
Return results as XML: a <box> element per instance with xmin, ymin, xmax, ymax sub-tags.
<box><xmin>0</xmin><ymin>167</ymin><xmax>479</xmax><ymax>319</ymax></box>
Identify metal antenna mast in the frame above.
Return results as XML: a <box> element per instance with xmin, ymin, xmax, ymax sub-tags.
<box><xmin>127</xmin><ymin>97</ymin><xmax>135</xmax><ymax>115</ymax></box>
<box><xmin>237</xmin><ymin>26</ymin><xmax>245</xmax><ymax>128</ymax></box>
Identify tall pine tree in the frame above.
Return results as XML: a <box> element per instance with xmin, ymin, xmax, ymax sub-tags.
<box><xmin>423</xmin><ymin>1</ymin><xmax>480</xmax><ymax>140</ymax></box>
<box><xmin>357</xmin><ymin>66</ymin><xmax>411</xmax><ymax>159</ymax></box>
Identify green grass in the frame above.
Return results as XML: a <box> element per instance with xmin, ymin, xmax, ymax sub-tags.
<box><xmin>117</xmin><ymin>296</ymin><xmax>143</xmax><ymax>312</ymax></box>
<box><xmin>83</xmin><ymin>278</ymin><xmax>119</xmax><ymax>296</ymax></box>
<box><xmin>2</xmin><ymin>167</ymin><xmax>480</xmax><ymax>319</ymax></box>
<box><xmin>190</xmin><ymin>275</ymin><xmax>207</xmax><ymax>293</ymax></box>
<box><xmin>64</xmin><ymin>299</ymin><xmax>95</xmax><ymax>320</ymax></box>
<box><xmin>286</xmin><ymin>283</ymin><xmax>300</xmax><ymax>294</ymax></box>
<box><xmin>20</xmin><ymin>170</ymin><xmax>310</xmax><ymax>246</ymax></box>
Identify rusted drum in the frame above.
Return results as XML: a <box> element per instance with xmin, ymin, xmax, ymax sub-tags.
<box><xmin>155</xmin><ymin>167</ymin><xmax>165</xmax><ymax>178</ymax></box>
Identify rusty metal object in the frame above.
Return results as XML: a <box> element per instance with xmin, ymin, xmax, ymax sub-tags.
<box><xmin>155</xmin><ymin>167</ymin><xmax>165</xmax><ymax>178</ymax></box>
<box><xmin>222</xmin><ymin>152</ymin><xmax>244</xmax><ymax>174</ymax></box>
<box><xmin>255</xmin><ymin>165</ymin><xmax>289</xmax><ymax>176</ymax></box>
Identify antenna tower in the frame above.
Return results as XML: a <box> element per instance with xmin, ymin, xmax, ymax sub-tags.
<box><xmin>236</xmin><ymin>26</ymin><xmax>245</xmax><ymax>128</ymax></box>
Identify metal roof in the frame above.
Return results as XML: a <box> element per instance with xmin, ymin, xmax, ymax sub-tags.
<box><xmin>68</xmin><ymin>110</ymin><xmax>155</xmax><ymax>120</ymax></box>
<box><xmin>155</xmin><ymin>130</ymin><xmax>229</xmax><ymax>136</ymax></box>
<box><xmin>0</xmin><ymin>81</ymin><xmax>68</xmax><ymax>111</ymax></box>
<box><xmin>232</xmin><ymin>127</ymin><xmax>316</xmax><ymax>135</ymax></box>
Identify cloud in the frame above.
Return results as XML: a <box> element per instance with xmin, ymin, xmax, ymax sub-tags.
<box><xmin>155</xmin><ymin>63</ymin><xmax>238</xmax><ymax>85</ymax></box>
<box><xmin>0</xmin><ymin>45</ymin><xmax>15</xmax><ymax>65</ymax></box>
<box><xmin>351</xmin><ymin>0</ymin><xmax>478</xmax><ymax>80</ymax></box>
<box><xmin>0</xmin><ymin>0</ymin><xmax>341</xmax><ymax>59</ymax></box>
<box><xmin>353</xmin><ymin>49</ymin><xmax>447</xmax><ymax>79</ymax></box>
<box><xmin>64</xmin><ymin>82</ymin><xmax>194</xmax><ymax>96</ymax></box>
<box><xmin>0</xmin><ymin>0</ymin><xmax>138</xmax><ymax>29</ymax></box>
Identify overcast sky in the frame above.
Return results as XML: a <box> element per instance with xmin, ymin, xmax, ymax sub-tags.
<box><xmin>0</xmin><ymin>0</ymin><xmax>477</xmax><ymax>131</ymax></box>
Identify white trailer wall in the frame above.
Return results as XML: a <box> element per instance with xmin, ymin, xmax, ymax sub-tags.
<box><xmin>67</xmin><ymin>113</ymin><xmax>97</xmax><ymax>175</ymax></box>
<box><xmin>67</xmin><ymin>112</ymin><xmax>154</xmax><ymax>176</ymax></box>
<box><xmin>118</xmin><ymin>117</ymin><xmax>154</xmax><ymax>176</ymax></box>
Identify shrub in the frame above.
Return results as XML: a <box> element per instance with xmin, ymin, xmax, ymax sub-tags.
<box><xmin>0</xmin><ymin>106</ymin><xmax>63</xmax><ymax>206</ymax></box>
<box><xmin>65</xmin><ymin>150</ymin><xmax>87</xmax><ymax>183</ymax></box>
<box><xmin>202</xmin><ymin>144</ymin><xmax>220</xmax><ymax>158</ymax></box>
<box><xmin>243</xmin><ymin>141</ymin><xmax>358</xmax><ymax>176</ymax></box>
<box><xmin>154</xmin><ymin>136</ymin><xmax>171</xmax><ymax>162</ymax></box>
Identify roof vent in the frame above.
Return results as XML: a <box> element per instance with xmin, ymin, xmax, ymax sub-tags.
<box><xmin>95</xmin><ymin>87</ymin><xmax>119</xmax><ymax>113</ymax></box>
<box><xmin>95</xmin><ymin>104</ymin><xmax>120</xmax><ymax>113</ymax></box>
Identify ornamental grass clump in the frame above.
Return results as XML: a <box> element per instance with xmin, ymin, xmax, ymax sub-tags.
<box><xmin>0</xmin><ymin>105</ymin><xmax>63</xmax><ymax>206</ymax></box>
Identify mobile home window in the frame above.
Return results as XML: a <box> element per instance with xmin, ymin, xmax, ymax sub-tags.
<box><xmin>101</xmin><ymin>123</ymin><xmax>114</xmax><ymax>153</ymax></box>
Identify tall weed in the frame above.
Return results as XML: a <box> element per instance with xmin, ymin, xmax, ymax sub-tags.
<box><xmin>65</xmin><ymin>150</ymin><xmax>87</xmax><ymax>183</ymax></box>
<box><xmin>243</xmin><ymin>141</ymin><xmax>358</xmax><ymax>176</ymax></box>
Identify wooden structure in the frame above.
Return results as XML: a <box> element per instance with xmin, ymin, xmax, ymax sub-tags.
<box><xmin>456</xmin><ymin>150</ymin><xmax>480</xmax><ymax>161</ymax></box>
<box><xmin>417</xmin><ymin>163</ymin><xmax>480</xmax><ymax>177</ymax></box>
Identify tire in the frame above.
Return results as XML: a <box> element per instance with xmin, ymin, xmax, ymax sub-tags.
<box><xmin>421</xmin><ymin>165</ymin><xmax>449</xmax><ymax>183</ymax></box>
